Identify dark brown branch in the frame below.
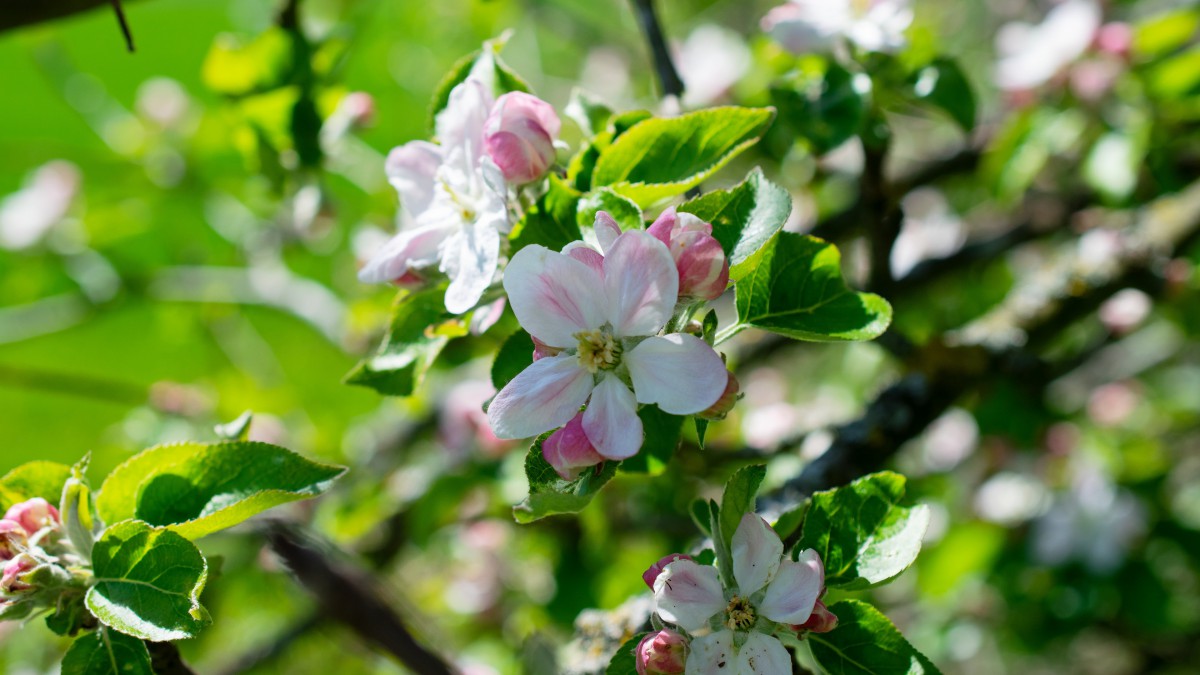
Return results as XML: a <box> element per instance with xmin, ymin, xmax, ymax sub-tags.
<box><xmin>630</xmin><ymin>0</ymin><xmax>684</xmax><ymax>99</ymax></box>
<box><xmin>109</xmin><ymin>0</ymin><xmax>135</xmax><ymax>52</ymax></box>
<box><xmin>145</xmin><ymin>641</ymin><xmax>197</xmax><ymax>675</ymax></box>
<box><xmin>1</xmin><ymin>0</ymin><xmax>121</xmax><ymax>35</ymax></box>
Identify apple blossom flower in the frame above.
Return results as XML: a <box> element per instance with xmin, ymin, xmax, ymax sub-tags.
<box><xmin>762</xmin><ymin>0</ymin><xmax>912</xmax><ymax>55</ymax></box>
<box><xmin>0</xmin><ymin>160</ymin><xmax>80</xmax><ymax>250</ymax></box>
<box><xmin>647</xmin><ymin>208</ymin><xmax>730</xmax><ymax>302</ymax></box>
<box><xmin>994</xmin><ymin>0</ymin><xmax>1102</xmax><ymax>93</ymax></box>
<box><xmin>643</xmin><ymin>553</ymin><xmax>693</xmax><ymax>589</ymax></box>
<box><xmin>542</xmin><ymin>413</ymin><xmax>605</xmax><ymax>480</ymax></box>
<box><xmin>653</xmin><ymin>514</ymin><xmax>828</xmax><ymax>673</ymax></box>
<box><xmin>486</xmin><ymin>229</ymin><xmax>727</xmax><ymax>460</ymax></box>
<box><xmin>636</xmin><ymin>629</ymin><xmax>688</xmax><ymax>675</ymax></box>
<box><xmin>359</xmin><ymin>56</ymin><xmax>511</xmax><ymax>315</ymax></box>
<box><xmin>439</xmin><ymin>379</ymin><xmax>514</xmax><ymax>459</ymax></box>
<box><xmin>483</xmin><ymin>92</ymin><xmax>561</xmax><ymax>185</ymax></box>
<box><xmin>676</xmin><ymin>25</ymin><xmax>751</xmax><ymax>108</ymax></box>
<box><xmin>4</xmin><ymin>499</ymin><xmax>60</xmax><ymax>537</ymax></box>
<box><xmin>0</xmin><ymin>521</ymin><xmax>26</xmax><ymax>560</ymax></box>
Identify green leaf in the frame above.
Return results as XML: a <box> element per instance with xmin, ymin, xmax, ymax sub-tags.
<box><xmin>346</xmin><ymin>286</ymin><xmax>468</xmax><ymax>396</ymax></box>
<box><xmin>60</xmin><ymin>456</ymin><xmax>97</xmax><ymax>559</ymax></box>
<box><xmin>771</xmin><ymin>61</ymin><xmax>868</xmax><ymax>154</ymax></box>
<box><xmin>605</xmin><ymin>632</ymin><xmax>650</xmax><ymax>675</ymax></box>
<box><xmin>982</xmin><ymin>108</ymin><xmax>1085</xmax><ymax>202</ymax></box>
<box><xmin>513</xmin><ymin>434</ymin><xmax>619</xmax><ymax>523</ymax></box>
<box><xmin>910</xmin><ymin>57</ymin><xmax>976</xmax><ymax>132</ymax></box>
<box><xmin>695</xmin><ymin>417</ymin><xmax>709</xmax><ymax>448</ymax></box>
<box><xmin>201</xmin><ymin>29</ymin><xmax>296</xmax><ymax>97</ymax></box>
<box><xmin>709</xmin><ymin>498</ymin><xmax>734</xmax><ymax>588</ymax></box>
<box><xmin>577</xmin><ymin>188</ymin><xmax>644</xmax><ymax>232</ymax></box>
<box><xmin>62</xmin><ymin>627</ymin><xmax>154</xmax><ymax>675</ymax></box>
<box><xmin>678</xmin><ymin>168</ymin><xmax>792</xmax><ymax>281</ymax></box>
<box><xmin>772</xmin><ymin>501</ymin><xmax>809</xmax><ymax>542</ymax></box>
<box><xmin>619</xmin><ymin>406</ymin><xmax>685</xmax><ymax>475</ymax></box>
<box><xmin>567</xmin><ymin>110</ymin><xmax>652</xmax><ymax>192</ymax></box>
<box><xmin>427</xmin><ymin>36</ymin><xmax>531</xmax><ymax>132</ymax></box>
<box><xmin>214</xmin><ymin>410</ymin><xmax>254</xmax><ymax>441</ymax></box>
<box><xmin>796</xmin><ymin>472</ymin><xmax>930</xmax><ymax>590</ymax></box>
<box><xmin>1134</xmin><ymin>7</ymin><xmax>1200</xmax><ymax>58</ymax></box>
<box><xmin>492</xmin><ymin>329</ymin><xmax>535</xmax><ymax>391</ymax></box>
<box><xmin>733</xmin><ymin>232</ymin><xmax>891</xmax><ymax>342</ymax></box>
<box><xmin>0</xmin><ymin>461</ymin><xmax>72</xmax><ymax>511</ymax></box>
<box><xmin>86</xmin><ymin>520</ymin><xmax>210</xmax><ymax>641</ymax></box>
<box><xmin>510</xmin><ymin>175</ymin><xmax>583</xmax><ymax>253</ymax></box>
<box><xmin>719</xmin><ymin>464</ymin><xmax>767</xmax><ymax>551</ymax></box>
<box><xmin>566</xmin><ymin>88</ymin><xmax>614</xmax><ymax>138</ymax></box>
<box><xmin>691</xmin><ymin>498</ymin><xmax>713</xmax><ymax>537</ymax></box>
<box><xmin>96</xmin><ymin>441</ymin><xmax>344</xmax><ymax>540</ymax></box>
<box><xmin>809</xmin><ymin>600</ymin><xmax>942</xmax><ymax>675</ymax></box>
<box><xmin>592</xmin><ymin>107</ymin><xmax>776</xmax><ymax>207</ymax></box>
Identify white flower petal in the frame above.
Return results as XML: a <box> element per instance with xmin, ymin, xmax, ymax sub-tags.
<box><xmin>436</xmin><ymin>77</ymin><xmax>492</xmax><ymax>165</ymax></box>
<box><xmin>759</xmin><ymin>559</ymin><xmax>823</xmax><ymax>625</ymax></box>
<box><xmin>684</xmin><ymin>630</ymin><xmax>736</xmax><ymax>675</ymax></box>
<box><xmin>487</xmin><ymin>355</ymin><xmax>593</xmax><ymax>439</ymax></box>
<box><xmin>384</xmin><ymin>141</ymin><xmax>442</xmax><ymax>216</ymax></box>
<box><xmin>444</xmin><ymin>221</ymin><xmax>501</xmax><ymax>314</ymax></box>
<box><xmin>735</xmin><ymin>633</ymin><xmax>792</xmax><ymax>674</ymax></box>
<box><xmin>358</xmin><ymin>221</ymin><xmax>453</xmax><ymax>284</ymax></box>
<box><xmin>731</xmin><ymin>513</ymin><xmax>783</xmax><ymax>596</ymax></box>
<box><xmin>582</xmin><ymin>375</ymin><xmax>643</xmax><ymax>460</ymax></box>
<box><xmin>625</xmin><ymin>334</ymin><xmax>728</xmax><ymax>415</ymax></box>
<box><xmin>503</xmin><ymin>245</ymin><xmax>607</xmax><ymax>348</ymax></box>
<box><xmin>602</xmin><ymin>230</ymin><xmax>678</xmax><ymax>337</ymax></box>
<box><xmin>653</xmin><ymin>560</ymin><xmax>725</xmax><ymax>632</ymax></box>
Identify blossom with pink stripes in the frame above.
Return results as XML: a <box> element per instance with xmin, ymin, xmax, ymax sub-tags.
<box><xmin>484</xmin><ymin>92</ymin><xmax>561</xmax><ymax>185</ymax></box>
<box><xmin>647</xmin><ymin>208</ymin><xmax>730</xmax><ymax>302</ymax></box>
<box><xmin>486</xmin><ymin>229</ymin><xmax>727</xmax><ymax>461</ymax></box>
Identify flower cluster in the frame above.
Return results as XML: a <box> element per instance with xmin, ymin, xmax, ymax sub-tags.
<box><xmin>486</xmin><ymin>210</ymin><xmax>737</xmax><ymax>476</ymax></box>
<box><xmin>762</xmin><ymin>0</ymin><xmax>912</xmax><ymax>55</ymax></box>
<box><xmin>359</xmin><ymin>53</ymin><xmax>562</xmax><ymax>314</ymax></box>
<box><xmin>1</xmin><ymin>498</ymin><xmax>83</xmax><ymax>620</ymax></box>
<box><xmin>638</xmin><ymin>514</ymin><xmax>836</xmax><ymax>674</ymax></box>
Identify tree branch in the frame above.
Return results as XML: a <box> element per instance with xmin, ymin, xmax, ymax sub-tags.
<box><xmin>629</xmin><ymin>0</ymin><xmax>684</xmax><ymax>99</ymax></box>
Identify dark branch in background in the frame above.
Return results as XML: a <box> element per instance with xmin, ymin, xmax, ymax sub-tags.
<box><xmin>262</xmin><ymin>521</ymin><xmax>455</xmax><ymax>675</ymax></box>
<box><xmin>0</xmin><ymin>364</ymin><xmax>146</xmax><ymax>406</ymax></box>
<box><xmin>629</xmin><ymin>0</ymin><xmax>684</xmax><ymax>99</ymax></box>
<box><xmin>146</xmin><ymin>641</ymin><xmax>197</xmax><ymax>675</ymax></box>
<box><xmin>109</xmin><ymin>0</ymin><xmax>135</xmax><ymax>52</ymax></box>
<box><xmin>0</xmin><ymin>0</ymin><xmax>115</xmax><ymax>34</ymax></box>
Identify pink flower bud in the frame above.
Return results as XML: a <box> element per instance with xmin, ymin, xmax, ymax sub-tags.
<box><xmin>531</xmin><ymin>336</ymin><xmax>563</xmax><ymax>361</ymax></box>
<box><xmin>1094</xmin><ymin>22</ymin><xmax>1132</xmax><ymax>59</ymax></box>
<box><xmin>0</xmin><ymin>554</ymin><xmax>36</xmax><ymax>595</ymax></box>
<box><xmin>4</xmin><ymin>498</ymin><xmax>60</xmax><ymax>536</ymax></box>
<box><xmin>642</xmin><ymin>553</ymin><xmax>693</xmax><ymax>589</ymax></box>
<box><xmin>342</xmin><ymin>92</ymin><xmax>376</xmax><ymax>128</ymax></box>
<box><xmin>647</xmin><ymin>208</ymin><xmax>730</xmax><ymax>301</ymax></box>
<box><xmin>635</xmin><ymin>629</ymin><xmax>688</xmax><ymax>675</ymax></box>
<box><xmin>792</xmin><ymin>599</ymin><xmax>838</xmax><ymax>633</ymax></box>
<box><xmin>542</xmin><ymin>413</ymin><xmax>604</xmax><ymax>480</ymax></box>
<box><xmin>483</xmin><ymin>92</ymin><xmax>561</xmax><ymax>185</ymax></box>
<box><xmin>698</xmin><ymin>371</ymin><xmax>740</xmax><ymax>421</ymax></box>
<box><xmin>0</xmin><ymin>520</ymin><xmax>27</xmax><ymax>560</ymax></box>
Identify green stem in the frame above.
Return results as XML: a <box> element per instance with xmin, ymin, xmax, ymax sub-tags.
<box><xmin>714</xmin><ymin>323</ymin><xmax>747</xmax><ymax>346</ymax></box>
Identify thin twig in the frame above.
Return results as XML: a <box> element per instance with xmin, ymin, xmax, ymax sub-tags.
<box><xmin>630</xmin><ymin>0</ymin><xmax>684</xmax><ymax>99</ymax></box>
<box><xmin>109</xmin><ymin>0</ymin><xmax>135</xmax><ymax>52</ymax></box>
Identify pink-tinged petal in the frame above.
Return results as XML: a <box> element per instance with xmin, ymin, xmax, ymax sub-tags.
<box><xmin>542</xmin><ymin>413</ymin><xmax>604</xmax><ymax>480</ymax></box>
<box><xmin>652</xmin><ymin>559</ymin><xmax>725</xmax><ymax>632</ymax></box>
<box><xmin>582</xmin><ymin>375</ymin><xmax>643</xmax><ymax>460</ymax></box>
<box><xmin>504</xmin><ymin>245</ymin><xmax>607</xmax><ymax>348</ymax></box>
<box><xmin>0</xmin><ymin>520</ymin><xmax>28</xmax><ymax>561</ymax></box>
<box><xmin>563</xmin><ymin>242</ymin><xmax>605</xmax><ymax>276</ymax></box>
<box><xmin>643</xmin><ymin>553</ymin><xmax>694</xmax><ymax>589</ymax></box>
<box><xmin>674</xmin><ymin>233</ymin><xmax>729</xmax><ymax>301</ymax></box>
<box><xmin>759</xmin><ymin>559</ymin><xmax>823</xmax><ymax>625</ymax></box>
<box><xmin>731</xmin><ymin>513</ymin><xmax>783</xmax><ymax>596</ymax></box>
<box><xmin>793</xmin><ymin>599</ymin><xmax>839</xmax><ymax>633</ymax></box>
<box><xmin>358</xmin><ymin>221</ymin><xmax>453</xmax><ymax>284</ymax></box>
<box><xmin>646</xmin><ymin>207</ymin><xmax>677</xmax><ymax>246</ymax></box>
<box><xmin>468</xmin><ymin>297</ymin><xmax>506</xmax><ymax>336</ymax></box>
<box><xmin>443</xmin><ymin>221</ymin><xmax>501</xmax><ymax>315</ymax></box>
<box><xmin>795</xmin><ymin>547</ymin><xmax>825</xmax><ymax>589</ymax></box>
<box><xmin>4</xmin><ymin>498</ymin><xmax>60</xmax><ymax>537</ymax></box>
<box><xmin>684</xmin><ymin>631</ymin><xmax>735</xmax><ymax>675</ymax></box>
<box><xmin>531</xmin><ymin>336</ymin><xmax>562</xmax><ymax>361</ymax></box>
<box><xmin>735</xmin><ymin>633</ymin><xmax>792</xmax><ymax>674</ymax></box>
<box><xmin>635</xmin><ymin>629</ymin><xmax>688</xmax><ymax>675</ymax></box>
<box><xmin>483</xmin><ymin>92</ymin><xmax>560</xmax><ymax>184</ymax></box>
<box><xmin>487</xmin><ymin>354</ymin><xmax>593</xmax><ymax>439</ymax></box>
<box><xmin>603</xmin><ymin>230</ymin><xmax>678</xmax><ymax>337</ymax></box>
<box><xmin>384</xmin><ymin>141</ymin><xmax>442</xmax><ymax>216</ymax></box>
<box><xmin>624</xmin><ymin>334</ymin><xmax>727</xmax><ymax>415</ymax></box>
<box><xmin>594</xmin><ymin>211</ymin><xmax>622</xmax><ymax>253</ymax></box>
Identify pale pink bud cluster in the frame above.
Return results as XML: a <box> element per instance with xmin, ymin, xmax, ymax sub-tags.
<box><xmin>4</xmin><ymin>498</ymin><xmax>59</xmax><ymax>537</ymax></box>
<box><xmin>635</xmin><ymin>629</ymin><xmax>688</xmax><ymax>675</ymax></box>
<box><xmin>542</xmin><ymin>413</ymin><xmax>605</xmax><ymax>480</ymax></box>
<box><xmin>647</xmin><ymin>208</ymin><xmax>730</xmax><ymax>302</ymax></box>
<box><xmin>0</xmin><ymin>553</ymin><xmax>36</xmax><ymax>595</ymax></box>
<box><xmin>483</xmin><ymin>92</ymin><xmax>561</xmax><ymax>185</ymax></box>
<box><xmin>642</xmin><ymin>553</ymin><xmax>693</xmax><ymax>589</ymax></box>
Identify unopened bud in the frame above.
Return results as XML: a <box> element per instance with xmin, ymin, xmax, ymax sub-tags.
<box><xmin>698</xmin><ymin>371</ymin><xmax>740</xmax><ymax>420</ymax></box>
<box><xmin>647</xmin><ymin>208</ymin><xmax>729</xmax><ymax>301</ymax></box>
<box><xmin>636</xmin><ymin>629</ymin><xmax>688</xmax><ymax>675</ymax></box>
<box><xmin>483</xmin><ymin>92</ymin><xmax>561</xmax><ymax>185</ymax></box>
<box><xmin>542</xmin><ymin>414</ymin><xmax>604</xmax><ymax>480</ymax></box>
<box><xmin>1094</xmin><ymin>22</ymin><xmax>1132</xmax><ymax>59</ymax></box>
<box><xmin>642</xmin><ymin>553</ymin><xmax>693</xmax><ymax>589</ymax></box>
<box><xmin>0</xmin><ymin>520</ymin><xmax>27</xmax><ymax>560</ymax></box>
<box><xmin>0</xmin><ymin>554</ymin><xmax>37</xmax><ymax>595</ymax></box>
<box><xmin>4</xmin><ymin>498</ymin><xmax>60</xmax><ymax>537</ymax></box>
<box><xmin>342</xmin><ymin>92</ymin><xmax>376</xmax><ymax>128</ymax></box>
<box><xmin>792</xmin><ymin>599</ymin><xmax>838</xmax><ymax>634</ymax></box>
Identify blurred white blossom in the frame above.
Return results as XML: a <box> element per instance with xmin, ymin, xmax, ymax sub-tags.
<box><xmin>0</xmin><ymin>161</ymin><xmax>81</xmax><ymax>250</ymax></box>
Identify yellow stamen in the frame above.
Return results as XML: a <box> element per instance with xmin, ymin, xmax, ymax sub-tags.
<box><xmin>575</xmin><ymin>329</ymin><xmax>620</xmax><ymax>373</ymax></box>
<box><xmin>725</xmin><ymin>595</ymin><xmax>757</xmax><ymax>631</ymax></box>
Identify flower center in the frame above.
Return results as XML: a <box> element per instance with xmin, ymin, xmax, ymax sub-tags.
<box><xmin>724</xmin><ymin>595</ymin><xmax>757</xmax><ymax>631</ymax></box>
<box><xmin>575</xmin><ymin>328</ymin><xmax>620</xmax><ymax>373</ymax></box>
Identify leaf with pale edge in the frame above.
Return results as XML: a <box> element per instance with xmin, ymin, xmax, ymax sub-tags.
<box><xmin>0</xmin><ymin>461</ymin><xmax>71</xmax><ymax>511</ymax></box>
<box><xmin>592</xmin><ymin>107</ymin><xmax>775</xmax><ymax>207</ymax></box>
<box><xmin>514</xmin><ymin>434</ymin><xmax>619</xmax><ymax>523</ymax></box>
<box><xmin>86</xmin><ymin>521</ymin><xmax>210</xmax><ymax>642</ymax></box>
<box><xmin>678</xmin><ymin>168</ymin><xmax>791</xmax><ymax>282</ymax></box>
<box><xmin>735</xmin><ymin>232</ymin><xmax>891</xmax><ymax>341</ymax></box>
<box><xmin>719</xmin><ymin>464</ymin><xmax>767</xmax><ymax>551</ymax></box>
<box><xmin>346</xmin><ymin>286</ymin><xmax>468</xmax><ymax>396</ymax></box>
<box><xmin>96</xmin><ymin>442</ymin><xmax>344</xmax><ymax>540</ymax></box>
<box><xmin>796</xmin><ymin>472</ymin><xmax>930</xmax><ymax>590</ymax></box>
<box><xmin>809</xmin><ymin>600</ymin><xmax>942</xmax><ymax>675</ymax></box>
<box><xmin>62</xmin><ymin>627</ymin><xmax>154</xmax><ymax>675</ymax></box>
<box><xmin>619</xmin><ymin>406</ymin><xmax>684</xmax><ymax>475</ymax></box>
<box><xmin>577</xmin><ymin>188</ymin><xmax>643</xmax><ymax>232</ymax></box>
<box><xmin>605</xmin><ymin>632</ymin><xmax>650</xmax><ymax>675</ymax></box>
